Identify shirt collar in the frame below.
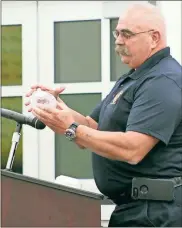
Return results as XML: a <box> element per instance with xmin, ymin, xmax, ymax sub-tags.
<box><xmin>128</xmin><ymin>47</ymin><xmax>171</xmax><ymax>80</ymax></box>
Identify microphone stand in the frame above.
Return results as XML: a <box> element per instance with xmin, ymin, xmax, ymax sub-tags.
<box><xmin>5</xmin><ymin>122</ymin><xmax>22</xmax><ymax>171</ymax></box>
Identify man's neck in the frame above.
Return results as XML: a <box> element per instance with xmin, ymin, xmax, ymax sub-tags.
<box><xmin>149</xmin><ymin>44</ymin><xmax>167</xmax><ymax>59</ymax></box>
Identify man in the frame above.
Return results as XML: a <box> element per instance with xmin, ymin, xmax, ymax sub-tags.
<box><xmin>26</xmin><ymin>3</ymin><xmax>182</xmax><ymax>227</ymax></box>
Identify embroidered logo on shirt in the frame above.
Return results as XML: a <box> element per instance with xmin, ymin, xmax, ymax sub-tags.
<box><xmin>111</xmin><ymin>90</ymin><xmax>123</xmax><ymax>104</ymax></box>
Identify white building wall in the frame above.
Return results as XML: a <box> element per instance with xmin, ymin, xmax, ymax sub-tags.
<box><xmin>159</xmin><ymin>1</ymin><xmax>181</xmax><ymax>64</ymax></box>
<box><xmin>2</xmin><ymin>1</ymin><xmax>181</xmax><ymax>227</ymax></box>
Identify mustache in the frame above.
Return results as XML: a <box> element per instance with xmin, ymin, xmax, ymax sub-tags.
<box><xmin>115</xmin><ymin>45</ymin><xmax>131</xmax><ymax>56</ymax></box>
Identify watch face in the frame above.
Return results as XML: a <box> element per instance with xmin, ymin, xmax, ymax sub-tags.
<box><xmin>65</xmin><ymin>129</ymin><xmax>76</xmax><ymax>141</ymax></box>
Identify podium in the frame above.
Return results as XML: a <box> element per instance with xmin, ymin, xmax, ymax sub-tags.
<box><xmin>1</xmin><ymin>170</ymin><xmax>104</xmax><ymax>227</ymax></box>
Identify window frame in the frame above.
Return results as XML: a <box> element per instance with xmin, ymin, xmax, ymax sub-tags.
<box><xmin>2</xmin><ymin>1</ymin><xmax>39</xmax><ymax>178</ymax></box>
<box><xmin>54</xmin><ymin>19</ymin><xmax>102</xmax><ymax>83</ymax></box>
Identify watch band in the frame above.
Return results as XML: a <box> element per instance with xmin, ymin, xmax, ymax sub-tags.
<box><xmin>68</xmin><ymin>122</ymin><xmax>79</xmax><ymax>131</ymax></box>
<box><xmin>64</xmin><ymin>122</ymin><xmax>80</xmax><ymax>141</ymax></box>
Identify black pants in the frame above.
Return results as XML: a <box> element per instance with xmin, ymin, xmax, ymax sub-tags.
<box><xmin>108</xmin><ymin>186</ymin><xmax>182</xmax><ymax>227</ymax></box>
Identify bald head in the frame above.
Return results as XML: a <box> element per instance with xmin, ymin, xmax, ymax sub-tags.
<box><xmin>119</xmin><ymin>2</ymin><xmax>167</xmax><ymax>45</ymax></box>
<box><xmin>114</xmin><ymin>2</ymin><xmax>167</xmax><ymax>68</ymax></box>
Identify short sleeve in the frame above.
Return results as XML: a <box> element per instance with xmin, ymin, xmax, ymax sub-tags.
<box><xmin>126</xmin><ymin>75</ymin><xmax>182</xmax><ymax>145</ymax></box>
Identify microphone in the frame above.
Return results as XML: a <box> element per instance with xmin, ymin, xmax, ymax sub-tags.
<box><xmin>1</xmin><ymin>108</ymin><xmax>46</xmax><ymax>130</ymax></box>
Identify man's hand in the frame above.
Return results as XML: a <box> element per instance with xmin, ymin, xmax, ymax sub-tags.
<box><xmin>26</xmin><ymin>84</ymin><xmax>65</xmax><ymax>99</ymax></box>
<box><xmin>32</xmin><ymin>104</ymin><xmax>75</xmax><ymax>134</ymax></box>
<box><xmin>25</xmin><ymin>84</ymin><xmax>98</xmax><ymax>149</ymax></box>
<box><xmin>25</xmin><ymin>84</ymin><xmax>67</xmax><ymax>112</ymax></box>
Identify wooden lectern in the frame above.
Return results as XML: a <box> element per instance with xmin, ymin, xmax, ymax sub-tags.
<box><xmin>1</xmin><ymin>170</ymin><xmax>103</xmax><ymax>227</ymax></box>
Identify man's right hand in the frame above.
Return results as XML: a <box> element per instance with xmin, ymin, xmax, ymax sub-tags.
<box><xmin>25</xmin><ymin>84</ymin><xmax>98</xmax><ymax>149</ymax></box>
<box><xmin>25</xmin><ymin>84</ymin><xmax>67</xmax><ymax>112</ymax></box>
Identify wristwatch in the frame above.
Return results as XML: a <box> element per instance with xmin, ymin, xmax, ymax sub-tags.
<box><xmin>65</xmin><ymin>122</ymin><xmax>79</xmax><ymax>141</ymax></box>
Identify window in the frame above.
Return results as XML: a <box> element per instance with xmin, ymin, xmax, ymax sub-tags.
<box><xmin>55</xmin><ymin>93</ymin><xmax>101</xmax><ymax>178</ymax></box>
<box><xmin>54</xmin><ymin>20</ymin><xmax>101</xmax><ymax>83</ymax></box>
<box><xmin>1</xmin><ymin>97</ymin><xmax>22</xmax><ymax>173</ymax></box>
<box><xmin>1</xmin><ymin>25</ymin><xmax>23</xmax><ymax>173</ymax></box>
<box><xmin>1</xmin><ymin>25</ymin><xmax>22</xmax><ymax>86</ymax></box>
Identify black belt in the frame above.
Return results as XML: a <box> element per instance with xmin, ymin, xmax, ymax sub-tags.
<box><xmin>110</xmin><ymin>192</ymin><xmax>133</xmax><ymax>205</ymax></box>
<box><xmin>108</xmin><ymin>177</ymin><xmax>182</xmax><ymax>205</ymax></box>
<box><xmin>107</xmin><ymin>187</ymin><xmax>133</xmax><ymax>205</ymax></box>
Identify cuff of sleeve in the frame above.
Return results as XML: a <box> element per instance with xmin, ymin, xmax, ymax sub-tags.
<box><xmin>88</xmin><ymin>114</ymin><xmax>98</xmax><ymax>123</ymax></box>
<box><xmin>126</xmin><ymin>126</ymin><xmax>169</xmax><ymax>145</ymax></box>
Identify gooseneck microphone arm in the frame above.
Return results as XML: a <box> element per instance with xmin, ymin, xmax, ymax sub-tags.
<box><xmin>1</xmin><ymin>108</ymin><xmax>46</xmax><ymax>130</ymax></box>
<box><xmin>1</xmin><ymin>108</ymin><xmax>46</xmax><ymax>171</ymax></box>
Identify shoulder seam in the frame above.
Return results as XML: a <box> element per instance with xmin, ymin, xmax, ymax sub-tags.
<box><xmin>161</xmin><ymin>74</ymin><xmax>182</xmax><ymax>90</ymax></box>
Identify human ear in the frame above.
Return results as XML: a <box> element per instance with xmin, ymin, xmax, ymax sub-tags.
<box><xmin>151</xmin><ymin>31</ymin><xmax>160</xmax><ymax>48</ymax></box>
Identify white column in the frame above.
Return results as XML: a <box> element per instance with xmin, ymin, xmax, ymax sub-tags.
<box><xmin>2</xmin><ymin>1</ymin><xmax>39</xmax><ymax>178</ymax></box>
<box><xmin>22</xmin><ymin>2</ymin><xmax>39</xmax><ymax>178</ymax></box>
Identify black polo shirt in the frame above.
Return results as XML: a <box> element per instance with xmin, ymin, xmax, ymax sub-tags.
<box><xmin>90</xmin><ymin>47</ymin><xmax>182</xmax><ymax>199</ymax></box>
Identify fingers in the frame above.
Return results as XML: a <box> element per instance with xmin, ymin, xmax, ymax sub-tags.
<box><xmin>30</xmin><ymin>84</ymin><xmax>50</xmax><ymax>90</ymax></box>
<box><xmin>37</xmin><ymin>104</ymin><xmax>56</xmax><ymax>113</ymax></box>
<box><xmin>57</xmin><ymin>97</ymin><xmax>64</xmax><ymax>103</ymax></box>
<box><xmin>32</xmin><ymin>106</ymin><xmax>60</xmax><ymax>129</ymax></box>
<box><xmin>25</xmin><ymin>101</ymin><xmax>33</xmax><ymax>112</ymax></box>
<box><xmin>36</xmin><ymin>85</ymin><xmax>54</xmax><ymax>91</ymax></box>
<box><xmin>32</xmin><ymin>110</ymin><xmax>47</xmax><ymax>123</ymax></box>
<box><xmin>56</xmin><ymin>101</ymin><xmax>67</xmax><ymax>110</ymax></box>
<box><xmin>30</xmin><ymin>84</ymin><xmax>41</xmax><ymax>89</ymax></box>
<box><xmin>25</xmin><ymin>85</ymin><xmax>66</xmax><ymax>112</ymax></box>
<box><xmin>55</xmin><ymin>87</ymin><xmax>65</xmax><ymax>96</ymax></box>
<box><xmin>36</xmin><ymin>85</ymin><xmax>65</xmax><ymax>97</ymax></box>
<box><xmin>32</xmin><ymin>85</ymin><xmax>65</xmax><ymax>94</ymax></box>
<box><xmin>32</xmin><ymin>107</ymin><xmax>48</xmax><ymax>121</ymax></box>
<box><xmin>28</xmin><ymin>108</ymin><xmax>33</xmax><ymax>112</ymax></box>
<box><xmin>26</xmin><ymin>84</ymin><xmax>51</xmax><ymax>97</ymax></box>
<box><xmin>33</xmin><ymin>105</ymin><xmax>58</xmax><ymax>117</ymax></box>
<box><xmin>25</xmin><ymin>88</ymin><xmax>36</xmax><ymax>97</ymax></box>
<box><xmin>26</xmin><ymin>85</ymin><xmax>65</xmax><ymax>98</ymax></box>
<box><xmin>56</xmin><ymin>101</ymin><xmax>63</xmax><ymax>110</ymax></box>
<box><xmin>25</xmin><ymin>101</ymin><xmax>30</xmax><ymax>106</ymax></box>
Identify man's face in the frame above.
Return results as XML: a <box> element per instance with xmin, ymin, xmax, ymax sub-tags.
<box><xmin>114</xmin><ymin>17</ymin><xmax>154</xmax><ymax>69</ymax></box>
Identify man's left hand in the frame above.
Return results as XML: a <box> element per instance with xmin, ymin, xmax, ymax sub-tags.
<box><xmin>32</xmin><ymin>105</ymin><xmax>75</xmax><ymax>134</ymax></box>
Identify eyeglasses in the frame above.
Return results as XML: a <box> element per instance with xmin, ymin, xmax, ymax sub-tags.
<box><xmin>112</xmin><ymin>29</ymin><xmax>154</xmax><ymax>40</ymax></box>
